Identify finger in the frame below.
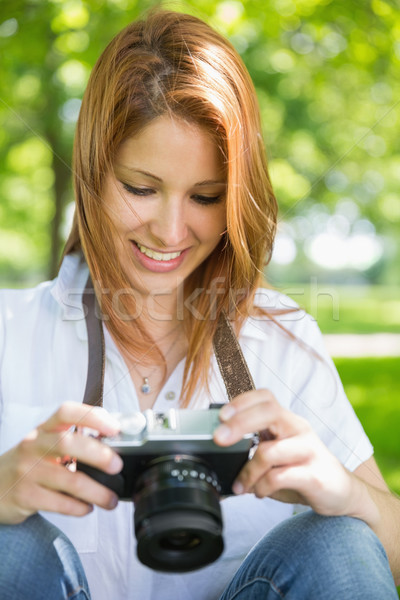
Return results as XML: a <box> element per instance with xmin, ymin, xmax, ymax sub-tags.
<box><xmin>219</xmin><ymin>389</ymin><xmax>276</xmax><ymax>421</ymax></box>
<box><xmin>214</xmin><ymin>393</ymin><xmax>309</xmax><ymax>446</ymax></box>
<box><xmin>39</xmin><ymin>402</ymin><xmax>120</xmax><ymax>437</ymax></box>
<box><xmin>39</xmin><ymin>464</ymin><xmax>119</xmax><ymax>511</ymax></box>
<box><xmin>14</xmin><ymin>482</ymin><xmax>95</xmax><ymax>518</ymax></box>
<box><xmin>216</xmin><ymin>390</ymin><xmax>282</xmax><ymax>446</ymax></box>
<box><xmin>33</xmin><ymin>430</ymin><xmax>123</xmax><ymax>475</ymax></box>
<box><xmin>234</xmin><ymin>435</ymin><xmax>313</xmax><ymax>493</ymax></box>
<box><xmin>250</xmin><ymin>464</ymin><xmax>312</xmax><ymax>500</ymax></box>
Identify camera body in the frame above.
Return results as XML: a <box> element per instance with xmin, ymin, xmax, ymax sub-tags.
<box><xmin>80</xmin><ymin>407</ymin><xmax>254</xmax><ymax>497</ymax></box>
<box><xmin>78</xmin><ymin>407</ymin><xmax>255</xmax><ymax>572</ymax></box>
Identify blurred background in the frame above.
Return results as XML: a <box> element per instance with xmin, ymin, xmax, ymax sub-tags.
<box><xmin>1</xmin><ymin>0</ymin><xmax>399</xmax><ymax>289</ymax></box>
<box><xmin>0</xmin><ymin>0</ymin><xmax>399</xmax><ymax>532</ymax></box>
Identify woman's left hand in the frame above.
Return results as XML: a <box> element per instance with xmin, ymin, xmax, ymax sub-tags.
<box><xmin>213</xmin><ymin>389</ymin><xmax>359</xmax><ymax>517</ymax></box>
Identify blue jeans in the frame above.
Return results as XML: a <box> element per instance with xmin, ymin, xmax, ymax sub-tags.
<box><xmin>0</xmin><ymin>511</ymin><xmax>397</xmax><ymax>599</ymax></box>
<box><xmin>218</xmin><ymin>510</ymin><xmax>398</xmax><ymax>599</ymax></box>
<box><xmin>0</xmin><ymin>514</ymin><xmax>90</xmax><ymax>600</ymax></box>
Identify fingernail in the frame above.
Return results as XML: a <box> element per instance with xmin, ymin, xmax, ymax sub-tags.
<box><xmin>232</xmin><ymin>481</ymin><xmax>244</xmax><ymax>495</ymax></box>
<box><xmin>214</xmin><ymin>424</ymin><xmax>232</xmax><ymax>442</ymax></box>
<box><xmin>109</xmin><ymin>454</ymin><xmax>123</xmax><ymax>473</ymax></box>
<box><xmin>109</xmin><ymin>494</ymin><xmax>119</xmax><ymax>509</ymax></box>
<box><xmin>219</xmin><ymin>405</ymin><xmax>236</xmax><ymax>421</ymax></box>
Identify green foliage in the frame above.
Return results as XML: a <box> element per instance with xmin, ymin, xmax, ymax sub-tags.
<box><xmin>0</xmin><ymin>0</ymin><xmax>399</xmax><ymax>282</ymax></box>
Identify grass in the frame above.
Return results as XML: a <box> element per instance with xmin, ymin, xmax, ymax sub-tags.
<box><xmin>334</xmin><ymin>357</ymin><xmax>400</xmax><ymax>495</ymax></box>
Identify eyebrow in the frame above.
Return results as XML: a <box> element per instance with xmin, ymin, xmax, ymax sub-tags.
<box><xmin>117</xmin><ymin>166</ymin><xmax>226</xmax><ymax>187</ymax></box>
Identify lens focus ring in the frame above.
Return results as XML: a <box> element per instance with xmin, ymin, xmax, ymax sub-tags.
<box><xmin>132</xmin><ymin>455</ymin><xmax>224</xmax><ymax>572</ymax></box>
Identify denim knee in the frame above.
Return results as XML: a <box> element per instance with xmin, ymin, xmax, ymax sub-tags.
<box><xmin>0</xmin><ymin>513</ymin><xmax>90</xmax><ymax>600</ymax></box>
<box><xmin>220</xmin><ymin>510</ymin><xmax>398</xmax><ymax>600</ymax></box>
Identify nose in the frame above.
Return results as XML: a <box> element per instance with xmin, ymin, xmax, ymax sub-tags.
<box><xmin>149</xmin><ymin>196</ymin><xmax>189</xmax><ymax>248</ymax></box>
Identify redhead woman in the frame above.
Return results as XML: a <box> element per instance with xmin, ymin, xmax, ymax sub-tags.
<box><xmin>0</xmin><ymin>10</ymin><xmax>398</xmax><ymax>600</ymax></box>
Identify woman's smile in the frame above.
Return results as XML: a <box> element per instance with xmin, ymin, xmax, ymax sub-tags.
<box><xmin>135</xmin><ymin>243</ymin><xmax>184</xmax><ymax>262</ymax></box>
<box><xmin>130</xmin><ymin>240</ymin><xmax>190</xmax><ymax>273</ymax></box>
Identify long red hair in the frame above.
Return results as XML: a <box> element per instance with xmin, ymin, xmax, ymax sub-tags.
<box><xmin>64</xmin><ymin>10</ymin><xmax>278</xmax><ymax>406</ymax></box>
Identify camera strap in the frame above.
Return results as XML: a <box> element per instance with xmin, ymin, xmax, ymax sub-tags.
<box><xmin>82</xmin><ymin>277</ymin><xmax>106</xmax><ymax>407</ymax></box>
<box><xmin>212</xmin><ymin>309</ymin><xmax>255</xmax><ymax>400</ymax></box>
<box><xmin>82</xmin><ymin>276</ymin><xmax>255</xmax><ymax>407</ymax></box>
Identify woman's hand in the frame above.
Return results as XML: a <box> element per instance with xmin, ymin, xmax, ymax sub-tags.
<box><xmin>0</xmin><ymin>402</ymin><xmax>123</xmax><ymax>525</ymax></box>
<box><xmin>213</xmin><ymin>390</ymin><xmax>359</xmax><ymax>517</ymax></box>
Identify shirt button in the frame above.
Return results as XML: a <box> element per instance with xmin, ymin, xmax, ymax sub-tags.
<box><xmin>165</xmin><ymin>391</ymin><xmax>176</xmax><ymax>401</ymax></box>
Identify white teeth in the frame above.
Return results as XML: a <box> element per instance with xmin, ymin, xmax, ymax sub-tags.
<box><xmin>137</xmin><ymin>243</ymin><xmax>182</xmax><ymax>261</ymax></box>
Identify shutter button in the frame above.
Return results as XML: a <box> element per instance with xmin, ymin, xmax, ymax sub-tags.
<box><xmin>165</xmin><ymin>391</ymin><xmax>176</xmax><ymax>401</ymax></box>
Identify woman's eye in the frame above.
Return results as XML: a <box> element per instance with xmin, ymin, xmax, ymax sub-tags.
<box><xmin>192</xmin><ymin>194</ymin><xmax>222</xmax><ymax>205</ymax></box>
<box><xmin>122</xmin><ymin>183</ymin><xmax>155</xmax><ymax>196</ymax></box>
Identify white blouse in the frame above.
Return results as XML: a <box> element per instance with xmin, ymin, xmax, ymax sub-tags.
<box><xmin>0</xmin><ymin>253</ymin><xmax>373</xmax><ymax>600</ymax></box>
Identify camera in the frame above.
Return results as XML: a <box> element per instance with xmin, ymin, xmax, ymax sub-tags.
<box><xmin>78</xmin><ymin>407</ymin><xmax>255</xmax><ymax>572</ymax></box>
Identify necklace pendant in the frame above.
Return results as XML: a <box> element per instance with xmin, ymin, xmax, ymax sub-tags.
<box><xmin>141</xmin><ymin>377</ymin><xmax>151</xmax><ymax>394</ymax></box>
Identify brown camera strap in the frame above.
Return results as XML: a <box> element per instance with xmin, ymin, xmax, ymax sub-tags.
<box><xmin>82</xmin><ymin>277</ymin><xmax>255</xmax><ymax>407</ymax></box>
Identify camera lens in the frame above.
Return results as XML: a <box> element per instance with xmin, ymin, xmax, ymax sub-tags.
<box><xmin>133</xmin><ymin>456</ymin><xmax>224</xmax><ymax>572</ymax></box>
<box><xmin>160</xmin><ymin>531</ymin><xmax>201</xmax><ymax>551</ymax></box>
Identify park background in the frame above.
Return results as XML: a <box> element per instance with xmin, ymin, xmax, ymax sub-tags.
<box><xmin>0</xmin><ymin>0</ymin><xmax>399</xmax><ymax>585</ymax></box>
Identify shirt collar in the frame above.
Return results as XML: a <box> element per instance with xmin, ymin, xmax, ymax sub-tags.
<box><xmin>239</xmin><ymin>288</ymin><xmax>300</xmax><ymax>341</ymax></box>
<box><xmin>50</xmin><ymin>252</ymin><xmax>89</xmax><ymax>330</ymax></box>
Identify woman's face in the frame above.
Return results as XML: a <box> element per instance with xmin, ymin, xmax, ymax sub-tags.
<box><xmin>102</xmin><ymin>115</ymin><xmax>227</xmax><ymax>308</ymax></box>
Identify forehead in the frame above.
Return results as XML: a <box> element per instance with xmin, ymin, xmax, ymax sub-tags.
<box><xmin>115</xmin><ymin>115</ymin><xmax>225</xmax><ymax>182</ymax></box>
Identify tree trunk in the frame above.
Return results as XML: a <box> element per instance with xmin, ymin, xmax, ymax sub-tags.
<box><xmin>48</xmin><ymin>142</ymin><xmax>70</xmax><ymax>278</ymax></box>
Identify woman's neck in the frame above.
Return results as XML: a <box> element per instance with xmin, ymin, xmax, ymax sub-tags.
<box><xmin>107</xmin><ymin>314</ymin><xmax>188</xmax><ymax>411</ymax></box>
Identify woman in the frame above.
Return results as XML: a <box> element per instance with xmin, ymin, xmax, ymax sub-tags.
<box><xmin>0</xmin><ymin>10</ymin><xmax>398</xmax><ymax>600</ymax></box>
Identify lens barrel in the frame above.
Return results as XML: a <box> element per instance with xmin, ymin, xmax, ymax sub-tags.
<box><xmin>133</xmin><ymin>456</ymin><xmax>224</xmax><ymax>572</ymax></box>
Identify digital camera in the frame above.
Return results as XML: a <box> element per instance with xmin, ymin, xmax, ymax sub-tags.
<box><xmin>78</xmin><ymin>407</ymin><xmax>255</xmax><ymax>573</ymax></box>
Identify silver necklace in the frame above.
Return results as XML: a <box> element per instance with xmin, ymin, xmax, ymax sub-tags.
<box><xmin>141</xmin><ymin>377</ymin><xmax>151</xmax><ymax>395</ymax></box>
<box><xmin>131</xmin><ymin>324</ymin><xmax>183</xmax><ymax>395</ymax></box>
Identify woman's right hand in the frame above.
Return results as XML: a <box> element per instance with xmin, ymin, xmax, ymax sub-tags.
<box><xmin>0</xmin><ymin>402</ymin><xmax>123</xmax><ymax>524</ymax></box>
